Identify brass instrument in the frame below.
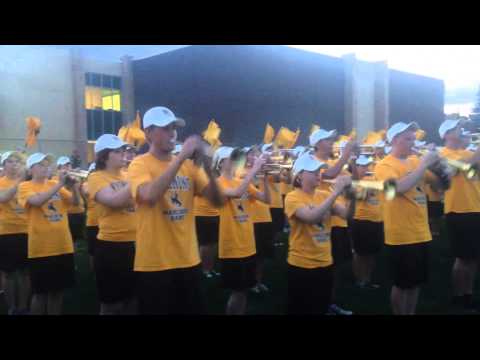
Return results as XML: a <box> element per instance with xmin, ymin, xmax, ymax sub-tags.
<box><xmin>66</xmin><ymin>170</ymin><xmax>89</xmax><ymax>180</ymax></box>
<box><xmin>416</xmin><ymin>149</ymin><xmax>478</xmax><ymax>180</ymax></box>
<box><xmin>323</xmin><ymin>178</ymin><xmax>397</xmax><ymax>201</ymax></box>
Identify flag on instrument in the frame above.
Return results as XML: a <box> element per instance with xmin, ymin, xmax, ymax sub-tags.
<box><xmin>274</xmin><ymin>126</ymin><xmax>300</xmax><ymax>149</ymax></box>
<box><xmin>263</xmin><ymin>123</ymin><xmax>275</xmax><ymax>144</ymax></box>
<box><xmin>310</xmin><ymin>124</ymin><xmax>320</xmax><ymax>136</ymax></box>
<box><xmin>416</xmin><ymin>129</ymin><xmax>426</xmax><ymax>141</ymax></box>
<box><xmin>203</xmin><ymin>120</ymin><xmax>222</xmax><ymax>150</ymax></box>
<box><xmin>25</xmin><ymin>116</ymin><xmax>41</xmax><ymax>148</ymax></box>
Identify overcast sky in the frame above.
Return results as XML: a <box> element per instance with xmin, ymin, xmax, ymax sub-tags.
<box><xmin>40</xmin><ymin>45</ymin><xmax>480</xmax><ymax>115</ymax></box>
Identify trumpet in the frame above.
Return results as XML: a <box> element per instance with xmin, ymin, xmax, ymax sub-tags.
<box><xmin>66</xmin><ymin>170</ymin><xmax>89</xmax><ymax>180</ymax></box>
<box><xmin>323</xmin><ymin>178</ymin><xmax>397</xmax><ymax>201</ymax></box>
<box><xmin>416</xmin><ymin>149</ymin><xmax>478</xmax><ymax>180</ymax></box>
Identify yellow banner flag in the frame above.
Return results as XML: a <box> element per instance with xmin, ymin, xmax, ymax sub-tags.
<box><xmin>25</xmin><ymin>116</ymin><xmax>41</xmax><ymax>148</ymax></box>
<box><xmin>310</xmin><ymin>124</ymin><xmax>320</xmax><ymax>136</ymax></box>
<box><xmin>132</xmin><ymin>110</ymin><xmax>142</xmax><ymax>129</ymax></box>
<box><xmin>274</xmin><ymin>126</ymin><xmax>299</xmax><ymax>149</ymax></box>
<box><xmin>363</xmin><ymin>131</ymin><xmax>382</xmax><ymax>145</ymax></box>
<box><xmin>202</xmin><ymin>120</ymin><xmax>222</xmax><ymax>146</ymax></box>
<box><xmin>263</xmin><ymin>123</ymin><xmax>275</xmax><ymax>144</ymax></box>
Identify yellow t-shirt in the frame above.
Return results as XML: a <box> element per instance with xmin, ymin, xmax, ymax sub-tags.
<box><xmin>374</xmin><ymin>154</ymin><xmax>431</xmax><ymax>246</ymax></box>
<box><xmin>51</xmin><ymin>175</ymin><xmax>85</xmax><ymax>214</ymax></box>
<box><xmin>424</xmin><ymin>183</ymin><xmax>443</xmax><ymax>202</ymax></box>
<box><xmin>249</xmin><ymin>177</ymin><xmax>272</xmax><ymax>223</ymax></box>
<box><xmin>353</xmin><ymin>175</ymin><xmax>383</xmax><ymax>222</ymax></box>
<box><xmin>259</xmin><ymin>176</ymin><xmax>283</xmax><ymax>208</ymax></box>
<box><xmin>128</xmin><ymin>153</ymin><xmax>208</xmax><ymax>271</ymax></box>
<box><xmin>82</xmin><ymin>182</ymin><xmax>99</xmax><ymax>227</ymax></box>
<box><xmin>218</xmin><ymin>176</ymin><xmax>257</xmax><ymax>259</ymax></box>
<box><xmin>0</xmin><ymin>177</ymin><xmax>27</xmax><ymax>235</ymax></box>
<box><xmin>88</xmin><ymin>170</ymin><xmax>137</xmax><ymax>242</ymax></box>
<box><xmin>18</xmin><ymin>180</ymin><xmax>74</xmax><ymax>258</ymax></box>
<box><xmin>440</xmin><ymin>147</ymin><xmax>480</xmax><ymax>214</ymax></box>
<box><xmin>284</xmin><ymin>189</ymin><xmax>333</xmax><ymax>269</ymax></box>
<box><xmin>193</xmin><ymin>196</ymin><xmax>219</xmax><ymax>217</ymax></box>
<box><xmin>279</xmin><ymin>181</ymin><xmax>293</xmax><ymax>196</ymax></box>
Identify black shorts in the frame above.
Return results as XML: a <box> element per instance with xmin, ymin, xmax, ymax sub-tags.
<box><xmin>220</xmin><ymin>254</ymin><xmax>257</xmax><ymax>291</ymax></box>
<box><xmin>195</xmin><ymin>216</ymin><xmax>219</xmax><ymax>246</ymax></box>
<box><xmin>331</xmin><ymin>226</ymin><xmax>352</xmax><ymax>265</ymax></box>
<box><xmin>270</xmin><ymin>207</ymin><xmax>285</xmax><ymax>235</ymax></box>
<box><xmin>351</xmin><ymin>220</ymin><xmax>384</xmax><ymax>256</ymax></box>
<box><xmin>387</xmin><ymin>242</ymin><xmax>430</xmax><ymax>289</ymax></box>
<box><xmin>136</xmin><ymin>264</ymin><xmax>205</xmax><ymax>315</ymax></box>
<box><xmin>29</xmin><ymin>253</ymin><xmax>75</xmax><ymax>294</ymax></box>
<box><xmin>427</xmin><ymin>201</ymin><xmax>444</xmax><ymax>219</ymax></box>
<box><xmin>445</xmin><ymin>213</ymin><xmax>480</xmax><ymax>261</ymax></box>
<box><xmin>287</xmin><ymin>264</ymin><xmax>333</xmax><ymax>315</ymax></box>
<box><xmin>94</xmin><ymin>240</ymin><xmax>136</xmax><ymax>304</ymax></box>
<box><xmin>68</xmin><ymin>213</ymin><xmax>85</xmax><ymax>242</ymax></box>
<box><xmin>0</xmin><ymin>233</ymin><xmax>28</xmax><ymax>273</ymax></box>
<box><xmin>254</xmin><ymin>222</ymin><xmax>274</xmax><ymax>259</ymax></box>
<box><xmin>86</xmin><ymin>226</ymin><xmax>99</xmax><ymax>256</ymax></box>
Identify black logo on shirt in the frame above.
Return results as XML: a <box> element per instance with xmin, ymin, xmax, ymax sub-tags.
<box><xmin>237</xmin><ymin>202</ymin><xmax>245</xmax><ymax>213</ymax></box>
<box><xmin>171</xmin><ymin>192</ymin><xmax>183</xmax><ymax>207</ymax></box>
<box><xmin>48</xmin><ymin>203</ymin><xmax>58</xmax><ymax>213</ymax></box>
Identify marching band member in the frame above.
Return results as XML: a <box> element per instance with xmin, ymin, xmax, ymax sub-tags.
<box><xmin>260</xmin><ymin>144</ymin><xmax>285</xmax><ymax>247</ymax></box>
<box><xmin>56</xmin><ymin>156</ymin><xmax>86</xmax><ymax>245</ymax></box>
<box><xmin>310</xmin><ymin>128</ymin><xmax>357</xmax><ymax>315</ymax></box>
<box><xmin>375</xmin><ymin>122</ymin><xmax>445</xmax><ymax>315</ymax></box>
<box><xmin>82</xmin><ymin>163</ymin><xmax>98</xmax><ymax>270</ymax></box>
<box><xmin>215</xmin><ymin>146</ymin><xmax>268</xmax><ymax>314</ymax></box>
<box><xmin>0</xmin><ymin>151</ymin><xmax>30</xmax><ymax>315</ymax></box>
<box><xmin>350</xmin><ymin>155</ymin><xmax>383</xmax><ymax>289</ymax></box>
<box><xmin>244</xmin><ymin>146</ymin><xmax>273</xmax><ymax>293</ymax></box>
<box><xmin>88</xmin><ymin>135</ymin><xmax>137</xmax><ymax>315</ymax></box>
<box><xmin>284</xmin><ymin>153</ymin><xmax>354</xmax><ymax>314</ymax></box>
<box><xmin>438</xmin><ymin>120</ymin><xmax>480</xmax><ymax>310</ymax></box>
<box><xmin>128</xmin><ymin>107</ymin><xmax>223</xmax><ymax>315</ymax></box>
<box><xmin>18</xmin><ymin>153</ymin><xmax>80</xmax><ymax>315</ymax></box>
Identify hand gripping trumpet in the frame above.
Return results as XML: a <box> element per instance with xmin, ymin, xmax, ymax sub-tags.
<box><xmin>323</xmin><ymin>178</ymin><xmax>397</xmax><ymax>201</ymax></box>
<box><xmin>415</xmin><ymin>149</ymin><xmax>478</xmax><ymax>180</ymax></box>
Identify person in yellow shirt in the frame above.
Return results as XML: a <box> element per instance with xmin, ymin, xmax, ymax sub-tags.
<box><xmin>56</xmin><ymin>156</ymin><xmax>86</xmax><ymax>245</ymax></box>
<box><xmin>214</xmin><ymin>146</ymin><xmax>268</xmax><ymax>314</ymax></box>
<box><xmin>82</xmin><ymin>163</ymin><xmax>98</xmax><ymax>270</ymax></box>
<box><xmin>438</xmin><ymin>119</ymin><xmax>480</xmax><ymax>310</ymax></box>
<box><xmin>88</xmin><ymin>134</ymin><xmax>137</xmax><ymax>315</ymax></box>
<box><xmin>128</xmin><ymin>107</ymin><xmax>224</xmax><ymax>315</ymax></box>
<box><xmin>125</xmin><ymin>145</ymin><xmax>137</xmax><ymax>168</ymax></box>
<box><xmin>284</xmin><ymin>153</ymin><xmax>354</xmax><ymax>314</ymax></box>
<box><xmin>244</xmin><ymin>146</ymin><xmax>273</xmax><ymax>293</ymax></box>
<box><xmin>0</xmin><ymin>151</ymin><xmax>30</xmax><ymax>315</ymax></box>
<box><xmin>310</xmin><ymin>128</ymin><xmax>358</xmax><ymax>315</ymax></box>
<box><xmin>18</xmin><ymin>153</ymin><xmax>81</xmax><ymax>315</ymax></box>
<box><xmin>350</xmin><ymin>155</ymin><xmax>384</xmax><ymax>290</ymax></box>
<box><xmin>260</xmin><ymin>143</ymin><xmax>286</xmax><ymax>247</ymax></box>
<box><xmin>375</xmin><ymin>122</ymin><xmax>445</xmax><ymax>315</ymax></box>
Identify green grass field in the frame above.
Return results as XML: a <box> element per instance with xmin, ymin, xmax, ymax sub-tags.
<box><xmin>1</xmin><ymin>220</ymin><xmax>478</xmax><ymax>315</ymax></box>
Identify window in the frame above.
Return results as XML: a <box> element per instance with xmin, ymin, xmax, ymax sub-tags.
<box><xmin>85</xmin><ymin>73</ymin><xmax>123</xmax><ymax>140</ymax></box>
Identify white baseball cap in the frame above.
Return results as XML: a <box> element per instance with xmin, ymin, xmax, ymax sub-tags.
<box><xmin>26</xmin><ymin>153</ymin><xmax>54</xmax><ymax>170</ymax></box>
<box><xmin>309</xmin><ymin>129</ymin><xmax>337</xmax><ymax>147</ymax></box>
<box><xmin>1</xmin><ymin>151</ymin><xmax>21</xmax><ymax>165</ymax></box>
<box><xmin>356</xmin><ymin>154</ymin><xmax>374</xmax><ymax>166</ymax></box>
<box><xmin>56</xmin><ymin>156</ymin><xmax>71</xmax><ymax>167</ymax></box>
<box><xmin>213</xmin><ymin>146</ymin><xmax>235</xmax><ymax>168</ymax></box>
<box><xmin>438</xmin><ymin>119</ymin><xmax>460</xmax><ymax>140</ymax></box>
<box><xmin>293</xmin><ymin>146</ymin><xmax>307</xmax><ymax>157</ymax></box>
<box><xmin>261</xmin><ymin>143</ymin><xmax>274</xmax><ymax>153</ymax></box>
<box><xmin>292</xmin><ymin>153</ymin><xmax>327</xmax><ymax>178</ymax></box>
<box><xmin>88</xmin><ymin>162</ymin><xmax>96</xmax><ymax>173</ymax></box>
<box><xmin>94</xmin><ymin>134</ymin><xmax>126</xmax><ymax>154</ymax></box>
<box><xmin>386</xmin><ymin>122</ymin><xmax>419</xmax><ymax>143</ymax></box>
<box><xmin>143</xmin><ymin>107</ymin><xmax>186</xmax><ymax>129</ymax></box>
<box><xmin>385</xmin><ymin>146</ymin><xmax>392</xmax><ymax>155</ymax></box>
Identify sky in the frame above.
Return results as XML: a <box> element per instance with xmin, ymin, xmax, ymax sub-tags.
<box><xmin>41</xmin><ymin>45</ymin><xmax>480</xmax><ymax>115</ymax></box>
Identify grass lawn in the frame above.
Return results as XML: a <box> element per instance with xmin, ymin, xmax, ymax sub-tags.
<box><xmin>1</xmin><ymin>220</ymin><xmax>478</xmax><ymax>315</ymax></box>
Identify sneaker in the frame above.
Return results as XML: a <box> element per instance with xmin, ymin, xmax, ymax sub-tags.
<box><xmin>210</xmin><ymin>270</ymin><xmax>221</xmax><ymax>277</ymax></box>
<box><xmin>250</xmin><ymin>285</ymin><xmax>261</xmax><ymax>294</ymax></box>
<box><xmin>257</xmin><ymin>283</ymin><xmax>270</xmax><ymax>293</ymax></box>
<box><xmin>329</xmin><ymin>304</ymin><xmax>353</xmax><ymax>316</ymax></box>
<box><xmin>203</xmin><ymin>271</ymin><xmax>213</xmax><ymax>279</ymax></box>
